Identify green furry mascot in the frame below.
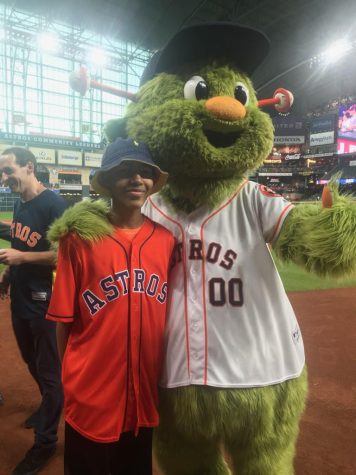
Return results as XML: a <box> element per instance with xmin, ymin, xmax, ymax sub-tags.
<box><xmin>102</xmin><ymin>23</ymin><xmax>356</xmax><ymax>474</ymax></box>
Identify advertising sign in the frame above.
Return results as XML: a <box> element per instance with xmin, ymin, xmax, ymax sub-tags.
<box><xmin>29</xmin><ymin>147</ymin><xmax>56</xmax><ymax>164</ymax></box>
<box><xmin>266</xmin><ymin>145</ymin><xmax>301</xmax><ymax>161</ymax></box>
<box><xmin>258</xmin><ymin>172</ymin><xmax>293</xmax><ymax>176</ymax></box>
<box><xmin>273</xmin><ymin>117</ymin><xmax>305</xmax><ymax>145</ymax></box>
<box><xmin>310</xmin><ymin>131</ymin><xmax>335</xmax><ymax>147</ymax></box>
<box><xmin>57</xmin><ymin>150</ymin><xmax>83</xmax><ymax>166</ymax></box>
<box><xmin>84</xmin><ymin>151</ymin><xmax>102</xmax><ymax>168</ymax></box>
<box><xmin>309</xmin><ymin>115</ymin><xmax>336</xmax><ymax>134</ymax></box>
<box><xmin>0</xmin><ymin>131</ymin><xmax>102</xmax><ymax>150</ymax></box>
<box><xmin>309</xmin><ymin>114</ymin><xmax>336</xmax><ymax>147</ymax></box>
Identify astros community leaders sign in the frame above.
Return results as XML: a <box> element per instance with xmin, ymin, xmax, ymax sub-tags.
<box><xmin>0</xmin><ymin>132</ymin><xmax>102</xmax><ymax>150</ymax></box>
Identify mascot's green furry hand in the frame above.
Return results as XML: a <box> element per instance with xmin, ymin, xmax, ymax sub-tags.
<box><xmin>275</xmin><ymin>179</ymin><xmax>356</xmax><ymax>277</ymax></box>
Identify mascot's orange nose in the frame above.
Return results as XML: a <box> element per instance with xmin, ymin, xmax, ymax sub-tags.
<box><xmin>205</xmin><ymin>96</ymin><xmax>246</xmax><ymax>121</ymax></box>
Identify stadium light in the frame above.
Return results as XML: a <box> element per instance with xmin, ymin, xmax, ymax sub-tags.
<box><xmin>37</xmin><ymin>32</ymin><xmax>60</xmax><ymax>54</ymax></box>
<box><xmin>87</xmin><ymin>47</ymin><xmax>109</xmax><ymax>68</ymax></box>
<box><xmin>257</xmin><ymin>37</ymin><xmax>356</xmax><ymax>93</ymax></box>
<box><xmin>321</xmin><ymin>39</ymin><xmax>353</xmax><ymax>64</ymax></box>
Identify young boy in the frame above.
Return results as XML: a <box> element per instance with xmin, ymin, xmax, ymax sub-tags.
<box><xmin>46</xmin><ymin>138</ymin><xmax>175</xmax><ymax>475</ymax></box>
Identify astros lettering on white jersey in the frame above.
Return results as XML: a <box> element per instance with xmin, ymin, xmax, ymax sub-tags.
<box><xmin>142</xmin><ymin>180</ymin><xmax>305</xmax><ymax>389</ymax></box>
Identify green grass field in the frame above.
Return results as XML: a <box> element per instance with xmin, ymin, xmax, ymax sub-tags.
<box><xmin>273</xmin><ymin>254</ymin><xmax>356</xmax><ymax>291</ymax></box>
<box><xmin>1</xmin><ymin>212</ymin><xmax>356</xmax><ymax>292</ymax></box>
<box><xmin>0</xmin><ymin>211</ymin><xmax>13</xmax><ymax>221</ymax></box>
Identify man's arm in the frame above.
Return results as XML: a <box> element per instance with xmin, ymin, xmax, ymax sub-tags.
<box><xmin>56</xmin><ymin>322</ymin><xmax>72</xmax><ymax>362</ymax></box>
<box><xmin>0</xmin><ymin>249</ymin><xmax>56</xmax><ymax>266</ymax></box>
<box><xmin>0</xmin><ymin>222</ymin><xmax>11</xmax><ymax>242</ymax></box>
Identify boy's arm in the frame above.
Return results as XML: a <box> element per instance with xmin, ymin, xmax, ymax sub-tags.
<box><xmin>47</xmin><ymin>235</ymin><xmax>79</xmax><ymax>355</ymax></box>
<box><xmin>56</xmin><ymin>322</ymin><xmax>72</xmax><ymax>362</ymax></box>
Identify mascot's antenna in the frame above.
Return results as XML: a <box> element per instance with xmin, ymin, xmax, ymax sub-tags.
<box><xmin>69</xmin><ymin>65</ymin><xmax>137</xmax><ymax>102</ymax></box>
<box><xmin>69</xmin><ymin>66</ymin><xmax>293</xmax><ymax>112</ymax></box>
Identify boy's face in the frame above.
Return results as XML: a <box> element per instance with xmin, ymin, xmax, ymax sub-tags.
<box><xmin>101</xmin><ymin>161</ymin><xmax>156</xmax><ymax>208</ymax></box>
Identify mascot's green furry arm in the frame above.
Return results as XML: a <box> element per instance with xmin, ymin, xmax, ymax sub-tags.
<box><xmin>103</xmin><ymin>23</ymin><xmax>356</xmax><ymax>475</ymax></box>
<box><xmin>274</xmin><ymin>180</ymin><xmax>356</xmax><ymax>276</ymax></box>
<box><xmin>48</xmin><ymin>199</ymin><xmax>112</xmax><ymax>245</ymax></box>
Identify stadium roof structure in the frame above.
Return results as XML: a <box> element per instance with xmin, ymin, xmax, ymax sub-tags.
<box><xmin>5</xmin><ymin>0</ymin><xmax>356</xmax><ymax>114</ymax></box>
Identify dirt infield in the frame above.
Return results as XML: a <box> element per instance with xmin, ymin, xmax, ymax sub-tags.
<box><xmin>0</xmin><ymin>288</ymin><xmax>355</xmax><ymax>475</ymax></box>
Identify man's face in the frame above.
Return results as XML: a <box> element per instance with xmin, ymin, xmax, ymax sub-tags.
<box><xmin>101</xmin><ymin>161</ymin><xmax>155</xmax><ymax>209</ymax></box>
<box><xmin>0</xmin><ymin>154</ymin><xmax>30</xmax><ymax>193</ymax></box>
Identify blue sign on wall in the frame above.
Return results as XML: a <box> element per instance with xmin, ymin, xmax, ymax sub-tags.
<box><xmin>310</xmin><ymin>115</ymin><xmax>336</xmax><ymax>134</ymax></box>
<box><xmin>0</xmin><ymin>132</ymin><xmax>103</xmax><ymax>151</ymax></box>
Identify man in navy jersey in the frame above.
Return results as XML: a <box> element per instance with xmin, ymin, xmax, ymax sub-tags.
<box><xmin>0</xmin><ymin>147</ymin><xmax>67</xmax><ymax>475</ymax></box>
<box><xmin>0</xmin><ymin>221</ymin><xmax>10</xmax><ymax>405</ymax></box>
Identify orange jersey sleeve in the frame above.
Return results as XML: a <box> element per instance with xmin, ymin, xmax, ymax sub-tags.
<box><xmin>46</xmin><ymin>234</ymin><xmax>81</xmax><ymax>323</ymax></box>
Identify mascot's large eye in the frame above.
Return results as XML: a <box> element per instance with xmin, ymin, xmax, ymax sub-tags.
<box><xmin>234</xmin><ymin>82</ymin><xmax>249</xmax><ymax>106</ymax></box>
<box><xmin>184</xmin><ymin>76</ymin><xmax>208</xmax><ymax>100</ymax></box>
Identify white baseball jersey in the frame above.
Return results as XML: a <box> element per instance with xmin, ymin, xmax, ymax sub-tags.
<box><xmin>142</xmin><ymin>180</ymin><xmax>305</xmax><ymax>389</ymax></box>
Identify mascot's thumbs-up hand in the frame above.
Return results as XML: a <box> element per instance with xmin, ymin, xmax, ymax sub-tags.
<box><xmin>274</xmin><ymin>176</ymin><xmax>356</xmax><ymax>277</ymax></box>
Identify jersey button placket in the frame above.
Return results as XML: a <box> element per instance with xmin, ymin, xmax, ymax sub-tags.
<box><xmin>187</xmin><ymin>223</ymin><xmax>205</xmax><ymax>382</ymax></box>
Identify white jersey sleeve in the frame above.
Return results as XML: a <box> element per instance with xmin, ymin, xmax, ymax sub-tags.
<box><xmin>253</xmin><ymin>184</ymin><xmax>294</xmax><ymax>244</ymax></box>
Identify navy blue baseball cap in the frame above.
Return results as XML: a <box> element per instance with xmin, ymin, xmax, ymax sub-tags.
<box><xmin>140</xmin><ymin>22</ymin><xmax>270</xmax><ymax>85</ymax></box>
<box><xmin>91</xmin><ymin>137</ymin><xmax>168</xmax><ymax>196</ymax></box>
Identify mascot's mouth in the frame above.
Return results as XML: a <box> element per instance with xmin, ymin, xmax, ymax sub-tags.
<box><xmin>203</xmin><ymin>129</ymin><xmax>241</xmax><ymax>148</ymax></box>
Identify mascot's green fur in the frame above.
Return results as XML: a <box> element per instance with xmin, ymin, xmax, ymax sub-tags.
<box><xmin>48</xmin><ymin>199</ymin><xmax>113</xmax><ymax>244</ymax></box>
<box><xmin>101</xmin><ymin>23</ymin><xmax>356</xmax><ymax>475</ymax></box>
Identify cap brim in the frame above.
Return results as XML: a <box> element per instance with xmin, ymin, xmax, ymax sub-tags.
<box><xmin>91</xmin><ymin>159</ymin><xmax>168</xmax><ymax>197</ymax></box>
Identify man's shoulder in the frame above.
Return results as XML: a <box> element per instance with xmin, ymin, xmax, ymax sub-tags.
<box><xmin>38</xmin><ymin>189</ymin><xmax>68</xmax><ymax>214</ymax></box>
<box><xmin>41</xmin><ymin>189</ymin><xmax>66</xmax><ymax>205</ymax></box>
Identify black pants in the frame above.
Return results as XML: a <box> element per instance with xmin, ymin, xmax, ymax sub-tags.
<box><xmin>11</xmin><ymin>313</ymin><xmax>63</xmax><ymax>447</ymax></box>
<box><xmin>64</xmin><ymin>423</ymin><xmax>153</xmax><ymax>475</ymax></box>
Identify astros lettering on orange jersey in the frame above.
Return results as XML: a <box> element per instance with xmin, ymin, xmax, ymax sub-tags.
<box><xmin>11</xmin><ymin>222</ymin><xmax>42</xmax><ymax>248</ymax></box>
<box><xmin>82</xmin><ymin>268</ymin><xmax>168</xmax><ymax>316</ymax></box>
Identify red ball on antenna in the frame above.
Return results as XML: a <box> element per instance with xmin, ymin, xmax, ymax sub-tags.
<box><xmin>69</xmin><ymin>66</ymin><xmax>90</xmax><ymax>96</ymax></box>
<box><xmin>257</xmin><ymin>88</ymin><xmax>294</xmax><ymax>113</ymax></box>
<box><xmin>273</xmin><ymin>88</ymin><xmax>294</xmax><ymax>113</ymax></box>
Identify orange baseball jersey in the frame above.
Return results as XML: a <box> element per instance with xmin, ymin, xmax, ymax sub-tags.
<box><xmin>142</xmin><ymin>180</ymin><xmax>305</xmax><ymax>389</ymax></box>
<box><xmin>46</xmin><ymin>218</ymin><xmax>175</xmax><ymax>442</ymax></box>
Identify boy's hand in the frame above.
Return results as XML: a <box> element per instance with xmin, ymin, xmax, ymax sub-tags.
<box><xmin>0</xmin><ymin>249</ymin><xmax>25</xmax><ymax>266</ymax></box>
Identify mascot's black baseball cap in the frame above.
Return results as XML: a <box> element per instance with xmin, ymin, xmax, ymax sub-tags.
<box><xmin>91</xmin><ymin>137</ymin><xmax>168</xmax><ymax>197</ymax></box>
<box><xmin>140</xmin><ymin>22</ymin><xmax>270</xmax><ymax>85</ymax></box>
